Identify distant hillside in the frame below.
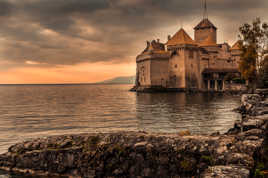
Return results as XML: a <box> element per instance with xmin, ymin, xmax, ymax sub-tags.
<box><xmin>98</xmin><ymin>76</ymin><xmax>135</xmax><ymax>84</ymax></box>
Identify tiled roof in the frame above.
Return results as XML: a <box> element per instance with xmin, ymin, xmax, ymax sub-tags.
<box><xmin>230</xmin><ymin>40</ymin><xmax>242</xmax><ymax>50</ymax></box>
<box><xmin>194</xmin><ymin>18</ymin><xmax>217</xmax><ymax>30</ymax></box>
<box><xmin>166</xmin><ymin>28</ymin><xmax>195</xmax><ymax>46</ymax></box>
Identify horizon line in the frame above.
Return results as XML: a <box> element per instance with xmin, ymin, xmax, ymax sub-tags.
<box><xmin>0</xmin><ymin>83</ymin><xmax>134</xmax><ymax>85</ymax></box>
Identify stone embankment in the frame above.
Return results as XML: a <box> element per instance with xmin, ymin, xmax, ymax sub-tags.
<box><xmin>130</xmin><ymin>86</ymin><xmax>187</xmax><ymax>93</ymax></box>
<box><xmin>0</xmin><ymin>93</ymin><xmax>268</xmax><ymax>177</ymax></box>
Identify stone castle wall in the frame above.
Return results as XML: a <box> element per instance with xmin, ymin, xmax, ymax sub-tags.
<box><xmin>135</xmin><ymin>45</ymin><xmax>241</xmax><ymax>91</ymax></box>
<box><xmin>168</xmin><ymin>50</ymin><xmax>186</xmax><ymax>88</ymax></box>
<box><xmin>150</xmin><ymin>59</ymin><xmax>169</xmax><ymax>87</ymax></box>
<box><xmin>184</xmin><ymin>48</ymin><xmax>201</xmax><ymax>89</ymax></box>
<box><xmin>195</xmin><ymin>28</ymin><xmax>217</xmax><ymax>44</ymax></box>
<box><xmin>137</xmin><ymin>60</ymin><xmax>151</xmax><ymax>86</ymax></box>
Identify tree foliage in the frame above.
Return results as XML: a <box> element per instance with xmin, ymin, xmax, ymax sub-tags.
<box><xmin>239</xmin><ymin>43</ymin><xmax>257</xmax><ymax>81</ymax></box>
<box><xmin>238</xmin><ymin>18</ymin><xmax>268</xmax><ymax>85</ymax></box>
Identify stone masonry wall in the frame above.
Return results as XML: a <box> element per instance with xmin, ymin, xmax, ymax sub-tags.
<box><xmin>137</xmin><ymin>60</ymin><xmax>151</xmax><ymax>86</ymax></box>
<box><xmin>150</xmin><ymin>59</ymin><xmax>169</xmax><ymax>87</ymax></box>
<box><xmin>168</xmin><ymin>50</ymin><xmax>186</xmax><ymax>88</ymax></box>
<box><xmin>194</xmin><ymin>28</ymin><xmax>216</xmax><ymax>44</ymax></box>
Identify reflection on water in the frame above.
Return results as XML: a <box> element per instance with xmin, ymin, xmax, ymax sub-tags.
<box><xmin>0</xmin><ymin>84</ymin><xmax>241</xmax><ymax>155</ymax></box>
<box><xmin>136</xmin><ymin>92</ymin><xmax>241</xmax><ymax>133</ymax></box>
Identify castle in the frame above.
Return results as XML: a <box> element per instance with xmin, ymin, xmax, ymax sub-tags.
<box><xmin>133</xmin><ymin>17</ymin><xmax>243</xmax><ymax>92</ymax></box>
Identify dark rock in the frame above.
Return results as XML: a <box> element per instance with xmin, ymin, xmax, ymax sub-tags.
<box><xmin>256</xmin><ymin>88</ymin><xmax>268</xmax><ymax>97</ymax></box>
<box><xmin>202</xmin><ymin>165</ymin><xmax>250</xmax><ymax>178</ymax></box>
<box><xmin>238</xmin><ymin>128</ymin><xmax>263</xmax><ymax>138</ymax></box>
<box><xmin>242</xmin><ymin>119</ymin><xmax>261</xmax><ymax>131</ymax></box>
<box><xmin>0</xmin><ymin>131</ymin><xmax>264</xmax><ymax>177</ymax></box>
<box><xmin>225</xmin><ymin>153</ymin><xmax>254</xmax><ymax>168</ymax></box>
<box><xmin>227</xmin><ymin>120</ymin><xmax>242</xmax><ymax>135</ymax></box>
<box><xmin>252</xmin><ymin>117</ymin><xmax>268</xmax><ymax>178</ymax></box>
<box><xmin>239</xmin><ymin>94</ymin><xmax>263</xmax><ymax>115</ymax></box>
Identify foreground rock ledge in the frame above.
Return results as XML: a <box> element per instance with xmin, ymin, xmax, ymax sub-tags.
<box><xmin>0</xmin><ymin>94</ymin><xmax>268</xmax><ymax>178</ymax></box>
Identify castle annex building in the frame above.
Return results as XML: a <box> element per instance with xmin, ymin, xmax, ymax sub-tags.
<box><xmin>134</xmin><ymin>18</ymin><xmax>242</xmax><ymax>92</ymax></box>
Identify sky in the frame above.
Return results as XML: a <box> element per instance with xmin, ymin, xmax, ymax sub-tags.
<box><xmin>0</xmin><ymin>0</ymin><xmax>268</xmax><ymax>84</ymax></box>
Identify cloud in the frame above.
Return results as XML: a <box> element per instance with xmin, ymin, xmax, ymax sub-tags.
<box><xmin>0</xmin><ymin>0</ymin><xmax>267</xmax><ymax>69</ymax></box>
<box><xmin>0</xmin><ymin>0</ymin><xmax>14</xmax><ymax>16</ymax></box>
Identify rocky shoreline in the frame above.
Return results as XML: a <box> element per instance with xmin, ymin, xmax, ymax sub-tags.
<box><xmin>0</xmin><ymin>93</ymin><xmax>268</xmax><ymax>177</ymax></box>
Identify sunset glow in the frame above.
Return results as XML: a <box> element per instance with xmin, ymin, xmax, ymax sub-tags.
<box><xmin>0</xmin><ymin>61</ymin><xmax>136</xmax><ymax>84</ymax></box>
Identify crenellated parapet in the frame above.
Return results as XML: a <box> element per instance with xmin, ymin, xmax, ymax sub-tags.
<box><xmin>136</xmin><ymin>39</ymin><xmax>169</xmax><ymax>62</ymax></box>
<box><xmin>136</xmin><ymin>53</ymin><xmax>170</xmax><ymax>63</ymax></box>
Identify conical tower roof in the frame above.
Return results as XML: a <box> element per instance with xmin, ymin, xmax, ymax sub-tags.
<box><xmin>166</xmin><ymin>28</ymin><xmax>195</xmax><ymax>46</ymax></box>
<box><xmin>194</xmin><ymin>18</ymin><xmax>217</xmax><ymax>30</ymax></box>
<box><xmin>230</xmin><ymin>40</ymin><xmax>242</xmax><ymax>50</ymax></box>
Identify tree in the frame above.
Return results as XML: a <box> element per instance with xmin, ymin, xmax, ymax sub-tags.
<box><xmin>239</xmin><ymin>43</ymin><xmax>257</xmax><ymax>82</ymax></box>
<box><xmin>238</xmin><ymin>18</ymin><xmax>268</xmax><ymax>91</ymax></box>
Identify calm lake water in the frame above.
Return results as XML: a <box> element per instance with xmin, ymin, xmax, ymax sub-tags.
<box><xmin>0</xmin><ymin>84</ymin><xmax>242</xmax><ymax>177</ymax></box>
<box><xmin>0</xmin><ymin>84</ymin><xmax>241</xmax><ymax>155</ymax></box>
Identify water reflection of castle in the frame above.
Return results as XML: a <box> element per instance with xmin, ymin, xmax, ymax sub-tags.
<box><xmin>135</xmin><ymin>93</ymin><xmax>241</xmax><ymax>134</ymax></box>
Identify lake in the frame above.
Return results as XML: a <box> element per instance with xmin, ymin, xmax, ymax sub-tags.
<box><xmin>0</xmin><ymin>84</ymin><xmax>241</xmax><ymax>155</ymax></box>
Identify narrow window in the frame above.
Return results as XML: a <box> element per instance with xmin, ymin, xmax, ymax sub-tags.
<box><xmin>189</xmin><ymin>50</ymin><xmax>194</xmax><ymax>58</ymax></box>
<box><xmin>171</xmin><ymin>50</ymin><xmax>177</xmax><ymax>57</ymax></box>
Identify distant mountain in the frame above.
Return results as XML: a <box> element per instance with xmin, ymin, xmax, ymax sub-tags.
<box><xmin>98</xmin><ymin>76</ymin><xmax>135</xmax><ymax>84</ymax></box>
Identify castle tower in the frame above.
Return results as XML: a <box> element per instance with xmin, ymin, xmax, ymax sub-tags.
<box><xmin>166</xmin><ymin>28</ymin><xmax>201</xmax><ymax>90</ymax></box>
<box><xmin>194</xmin><ymin>0</ymin><xmax>217</xmax><ymax>45</ymax></box>
<box><xmin>166</xmin><ymin>28</ymin><xmax>196</xmax><ymax>50</ymax></box>
<box><xmin>194</xmin><ymin>18</ymin><xmax>217</xmax><ymax>45</ymax></box>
